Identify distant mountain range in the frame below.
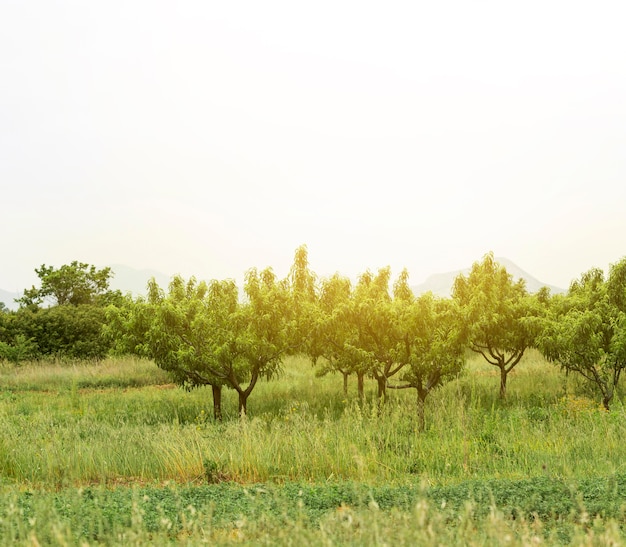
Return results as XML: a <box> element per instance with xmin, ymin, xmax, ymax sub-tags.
<box><xmin>0</xmin><ymin>258</ymin><xmax>565</xmax><ymax>311</ymax></box>
<box><xmin>411</xmin><ymin>256</ymin><xmax>566</xmax><ymax>297</ymax></box>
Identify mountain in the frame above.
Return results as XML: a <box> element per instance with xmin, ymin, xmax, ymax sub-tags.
<box><xmin>107</xmin><ymin>264</ymin><xmax>171</xmax><ymax>297</ymax></box>
<box><xmin>0</xmin><ymin>289</ymin><xmax>21</xmax><ymax>311</ymax></box>
<box><xmin>411</xmin><ymin>257</ymin><xmax>565</xmax><ymax>297</ymax></box>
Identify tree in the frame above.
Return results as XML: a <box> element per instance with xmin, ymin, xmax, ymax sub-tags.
<box><xmin>287</xmin><ymin>245</ymin><xmax>318</xmax><ymax>357</ymax></box>
<box><xmin>108</xmin><ymin>276</ymin><xmax>233</xmax><ymax>420</ymax></box>
<box><xmin>452</xmin><ymin>253</ymin><xmax>534</xmax><ymax>398</ymax></box>
<box><xmin>234</xmin><ymin>267</ymin><xmax>295</xmax><ymax>414</ymax></box>
<box><xmin>17</xmin><ymin>261</ymin><xmax>121</xmax><ymax>308</ymax></box>
<box><xmin>537</xmin><ymin>259</ymin><xmax>626</xmax><ymax>410</ymax></box>
<box><xmin>109</xmin><ymin>260</ymin><xmax>297</xmax><ymax>418</ymax></box>
<box><xmin>311</xmin><ymin>273</ymin><xmax>358</xmax><ymax>396</ymax></box>
<box><xmin>389</xmin><ymin>294</ymin><xmax>466</xmax><ymax>432</ymax></box>
<box><xmin>6</xmin><ymin>262</ymin><xmax>121</xmax><ymax>361</ymax></box>
<box><xmin>313</xmin><ymin>268</ymin><xmax>409</xmax><ymax>403</ymax></box>
<box><xmin>349</xmin><ymin>267</ymin><xmax>407</xmax><ymax>403</ymax></box>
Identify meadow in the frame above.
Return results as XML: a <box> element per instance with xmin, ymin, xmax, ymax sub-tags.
<box><xmin>0</xmin><ymin>352</ymin><xmax>625</xmax><ymax>545</ymax></box>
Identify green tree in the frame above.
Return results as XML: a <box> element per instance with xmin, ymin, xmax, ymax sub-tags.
<box><xmin>349</xmin><ymin>267</ymin><xmax>407</xmax><ymax>403</ymax></box>
<box><xmin>108</xmin><ymin>276</ymin><xmax>233</xmax><ymax>420</ymax></box>
<box><xmin>313</xmin><ymin>268</ymin><xmax>409</xmax><ymax>403</ymax></box>
<box><xmin>311</xmin><ymin>273</ymin><xmax>358</xmax><ymax>396</ymax></box>
<box><xmin>17</xmin><ymin>261</ymin><xmax>121</xmax><ymax>308</ymax></box>
<box><xmin>287</xmin><ymin>245</ymin><xmax>318</xmax><ymax>357</ymax></box>
<box><xmin>110</xmin><ymin>262</ymin><xmax>296</xmax><ymax>417</ymax></box>
<box><xmin>389</xmin><ymin>294</ymin><xmax>466</xmax><ymax>431</ymax></box>
<box><xmin>537</xmin><ymin>259</ymin><xmax>626</xmax><ymax>410</ymax></box>
<box><xmin>453</xmin><ymin>253</ymin><xmax>534</xmax><ymax>398</ymax></box>
<box><xmin>235</xmin><ymin>266</ymin><xmax>295</xmax><ymax>414</ymax></box>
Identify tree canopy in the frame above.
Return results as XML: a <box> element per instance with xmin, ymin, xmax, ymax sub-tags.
<box><xmin>537</xmin><ymin>258</ymin><xmax>626</xmax><ymax>410</ymax></box>
<box><xmin>17</xmin><ymin>261</ymin><xmax>121</xmax><ymax>308</ymax></box>
<box><xmin>453</xmin><ymin>253</ymin><xmax>536</xmax><ymax>398</ymax></box>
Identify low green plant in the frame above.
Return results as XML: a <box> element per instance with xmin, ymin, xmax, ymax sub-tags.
<box><xmin>1</xmin><ymin>476</ymin><xmax>626</xmax><ymax>545</ymax></box>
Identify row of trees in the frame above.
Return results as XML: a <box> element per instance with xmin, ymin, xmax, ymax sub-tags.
<box><xmin>2</xmin><ymin>250</ymin><xmax>626</xmax><ymax>429</ymax></box>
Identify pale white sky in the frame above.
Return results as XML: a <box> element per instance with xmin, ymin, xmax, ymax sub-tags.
<box><xmin>1</xmin><ymin>1</ymin><xmax>625</xmax><ymax>293</ymax></box>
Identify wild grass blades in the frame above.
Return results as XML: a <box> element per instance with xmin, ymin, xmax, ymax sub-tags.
<box><xmin>0</xmin><ymin>356</ymin><xmax>170</xmax><ymax>392</ymax></box>
<box><xmin>0</xmin><ymin>352</ymin><xmax>625</xmax><ymax>488</ymax></box>
<box><xmin>1</xmin><ymin>351</ymin><xmax>626</xmax><ymax>543</ymax></box>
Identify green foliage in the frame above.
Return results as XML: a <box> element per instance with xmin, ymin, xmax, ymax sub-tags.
<box><xmin>0</xmin><ymin>334</ymin><xmax>37</xmax><ymax>364</ymax></box>
<box><xmin>0</xmin><ymin>304</ymin><xmax>111</xmax><ymax>362</ymax></box>
<box><xmin>312</xmin><ymin>268</ymin><xmax>412</xmax><ymax>402</ymax></box>
<box><xmin>537</xmin><ymin>257</ymin><xmax>626</xmax><ymax>409</ymax></box>
<box><xmin>391</xmin><ymin>294</ymin><xmax>466</xmax><ymax>430</ymax></box>
<box><xmin>17</xmin><ymin>261</ymin><xmax>122</xmax><ymax>308</ymax></box>
<box><xmin>1</xmin><ymin>476</ymin><xmax>626</xmax><ymax>544</ymax></box>
<box><xmin>311</xmin><ymin>273</ymin><xmax>355</xmax><ymax>387</ymax></box>
<box><xmin>109</xmin><ymin>261</ymin><xmax>298</xmax><ymax>417</ymax></box>
<box><xmin>1</xmin><ymin>261</ymin><xmax>125</xmax><ymax>363</ymax></box>
<box><xmin>453</xmin><ymin>252</ymin><xmax>536</xmax><ymax>398</ymax></box>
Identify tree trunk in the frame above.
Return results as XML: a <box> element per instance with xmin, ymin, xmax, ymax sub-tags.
<box><xmin>416</xmin><ymin>390</ymin><xmax>426</xmax><ymax>433</ymax></box>
<box><xmin>376</xmin><ymin>376</ymin><xmax>387</xmax><ymax>403</ymax></box>
<box><xmin>212</xmin><ymin>384</ymin><xmax>223</xmax><ymax>421</ymax></box>
<box><xmin>238</xmin><ymin>391</ymin><xmax>248</xmax><ymax>417</ymax></box>
<box><xmin>357</xmin><ymin>371</ymin><xmax>365</xmax><ymax>402</ymax></box>
<box><xmin>342</xmin><ymin>371</ymin><xmax>349</xmax><ymax>395</ymax></box>
<box><xmin>602</xmin><ymin>389</ymin><xmax>613</xmax><ymax>411</ymax></box>
<box><xmin>499</xmin><ymin>365</ymin><xmax>507</xmax><ymax>399</ymax></box>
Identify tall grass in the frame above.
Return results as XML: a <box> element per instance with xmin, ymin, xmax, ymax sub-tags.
<box><xmin>0</xmin><ymin>356</ymin><xmax>170</xmax><ymax>392</ymax></box>
<box><xmin>1</xmin><ymin>352</ymin><xmax>625</xmax><ymax>543</ymax></box>
<box><xmin>0</xmin><ymin>352</ymin><xmax>624</xmax><ymax>487</ymax></box>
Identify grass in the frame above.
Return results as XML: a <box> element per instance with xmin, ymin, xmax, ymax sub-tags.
<box><xmin>0</xmin><ymin>351</ymin><xmax>625</xmax><ymax>543</ymax></box>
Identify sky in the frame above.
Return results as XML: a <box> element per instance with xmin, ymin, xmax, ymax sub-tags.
<box><xmin>1</xmin><ymin>1</ymin><xmax>625</xmax><ymax>294</ymax></box>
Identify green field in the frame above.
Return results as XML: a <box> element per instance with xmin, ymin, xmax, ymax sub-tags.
<box><xmin>1</xmin><ymin>353</ymin><xmax>625</xmax><ymax>545</ymax></box>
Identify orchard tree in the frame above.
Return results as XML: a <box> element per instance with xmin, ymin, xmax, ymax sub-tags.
<box><xmin>288</xmin><ymin>245</ymin><xmax>318</xmax><ymax>355</ymax></box>
<box><xmin>537</xmin><ymin>259</ymin><xmax>626</xmax><ymax>410</ymax></box>
<box><xmin>453</xmin><ymin>253</ymin><xmax>535</xmax><ymax>398</ymax></box>
<box><xmin>107</xmin><ymin>276</ymin><xmax>231</xmax><ymax>419</ymax></box>
<box><xmin>389</xmin><ymin>293</ymin><xmax>466</xmax><ymax>432</ymax></box>
<box><xmin>350</xmin><ymin>267</ymin><xmax>408</xmax><ymax>403</ymax></box>
<box><xmin>18</xmin><ymin>261</ymin><xmax>121</xmax><ymax>308</ymax></box>
<box><xmin>313</xmin><ymin>267</ymin><xmax>410</xmax><ymax>402</ymax></box>
<box><xmin>109</xmin><ymin>261</ymin><xmax>297</xmax><ymax>417</ymax></box>
<box><xmin>311</xmin><ymin>273</ymin><xmax>359</xmax><ymax>396</ymax></box>
<box><xmin>235</xmin><ymin>266</ymin><xmax>296</xmax><ymax>414</ymax></box>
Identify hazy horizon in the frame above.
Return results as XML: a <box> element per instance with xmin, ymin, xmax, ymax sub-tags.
<box><xmin>2</xmin><ymin>1</ymin><xmax>625</xmax><ymax>293</ymax></box>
